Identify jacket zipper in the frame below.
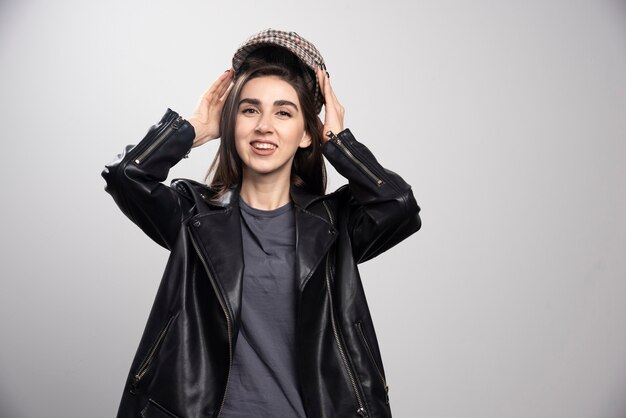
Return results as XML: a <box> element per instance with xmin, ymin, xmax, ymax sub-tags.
<box><xmin>130</xmin><ymin>314</ymin><xmax>176</xmax><ymax>394</ymax></box>
<box><xmin>355</xmin><ymin>321</ymin><xmax>389</xmax><ymax>405</ymax></box>
<box><xmin>190</xmin><ymin>233</ymin><xmax>233</xmax><ymax>418</ymax></box>
<box><xmin>322</xmin><ymin>202</ymin><xmax>369</xmax><ymax>417</ymax></box>
<box><xmin>326</xmin><ymin>131</ymin><xmax>384</xmax><ymax>186</ymax></box>
<box><xmin>134</xmin><ymin>115</ymin><xmax>183</xmax><ymax>165</ymax></box>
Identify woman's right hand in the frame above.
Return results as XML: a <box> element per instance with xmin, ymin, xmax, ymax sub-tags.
<box><xmin>187</xmin><ymin>69</ymin><xmax>234</xmax><ymax>148</ymax></box>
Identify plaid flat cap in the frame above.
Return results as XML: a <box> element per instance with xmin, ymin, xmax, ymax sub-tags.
<box><xmin>232</xmin><ymin>28</ymin><xmax>326</xmax><ymax>114</ymax></box>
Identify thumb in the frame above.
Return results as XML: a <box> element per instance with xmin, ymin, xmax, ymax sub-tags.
<box><xmin>316</xmin><ymin>116</ymin><xmax>329</xmax><ymax>142</ymax></box>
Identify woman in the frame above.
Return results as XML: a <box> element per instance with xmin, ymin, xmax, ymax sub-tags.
<box><xmin>103</xmin><ymin>29</ymin><xmax>420</xmax><ymax>418</ymax></box>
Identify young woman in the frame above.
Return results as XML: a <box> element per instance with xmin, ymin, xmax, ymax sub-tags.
<box><xmin>103</xmin><ymin>29</ymin><xmax>420</xmax><ymax>418</ymax></box>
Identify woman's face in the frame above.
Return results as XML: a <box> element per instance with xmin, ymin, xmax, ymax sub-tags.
<box><xmin>234</xmin><ymin>75</ymin><xmax>311</xmax><ymax>180</ymax></box>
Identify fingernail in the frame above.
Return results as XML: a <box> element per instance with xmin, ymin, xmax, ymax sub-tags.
<box><xmin>321</xmin><ymin>63</ymin><xmax>327</xmax><ymax>70</ymax></box>
<box><xmin>326</xmin><ymin>71</ymin><xmax>330</xmax><ymax>78</ymax></box>
<box><xmin>225</xmin><ymin>69</ymin><xmax>231</xmax><ymax>72</ymax></box>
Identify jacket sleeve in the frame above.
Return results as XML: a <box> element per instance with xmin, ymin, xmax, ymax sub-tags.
<box><xmin>101</xmin><ymin>109</ymin><xmax>196</xmax><ymax>250</ymax></box>
<box><xmin>322</xmin><ymin>128</ymin><xmax>421</xmax><ymax>263</ymax></box>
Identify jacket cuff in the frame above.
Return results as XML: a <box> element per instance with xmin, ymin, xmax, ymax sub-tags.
<box><xmin>128</xmin><ymin>108</ymin><xmax>195</xmax><ymax>166</ymax></box>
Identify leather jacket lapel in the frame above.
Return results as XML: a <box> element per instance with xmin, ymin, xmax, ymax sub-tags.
<box><xmin>189</xmin><ymin>206</ymin><xmax>244</xmax><ymax>329</ymax></box>
<box><xmin>294</xmin><ymin>206</ymin><xmax>337</xmax><ymax>290</ymax></box>
<box><xmin>290</xmin><ymin>185</ymin><xmax>338</xmax><ymax>288</ymax></box>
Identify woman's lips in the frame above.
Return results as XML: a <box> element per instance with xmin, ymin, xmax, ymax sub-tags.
<box><xmin>250</xmin><ymin>141</ymin><xmax>277</xmax><ymax>155</ymax></box>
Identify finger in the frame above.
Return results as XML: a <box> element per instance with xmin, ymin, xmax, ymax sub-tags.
<box><xmin>211</xmin><ymin>70</ymin><xmax>231</xmax><ymax>90</ymax></box>
<box><xmin>318</xmin><ymin>115</ymin><xmax>330</xmax><ymax>142</ymax></box>
<box><xmin>322</xmin><ymin>71</ymin><xmax>340</xmax><ymax>110</ymax></box>
<box><xmin>316</xmin><ymin>67</ymin><xmax>327</xmax><ymax>99</ymax></box>
<box><xmin>215</xmin><ymin>70</ymin><xmax>234</xmax><ymax>93</ymax></box>
<box><xmin>322</xmin><ymin>68</ymin><xmax>332</xmax><ymax>100</ymax></box>
<box><xmin>319</xmin><ymin>69</ymin><xmax>333</xmax><ymax>110</ymax></box>
<box><xmin>216</xmin><ymin>71</ymin><xmax>234</xmax><ymax>98</ymax></box>
<box><xmin>206</xmin><ymin>70</ymin><xmax>233</xmax><ymax>99</ymax></box>
<box><xmin>317</xmin><ymin>68</ymin><xmax>345</xmax><ymax>128</ymax></box>
<box><xmin>218</xmin><ymin>80</ymin><xmax>234</xmax><ymax>102</ymax></box>
<box><xmin>321</xmin><ymin>70</ymin><xmax>342</xmax><ymax>109</ymax></box>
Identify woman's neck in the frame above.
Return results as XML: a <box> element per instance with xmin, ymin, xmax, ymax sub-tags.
<box><xmin>240</xmin><ymin>170</ymin><xmax>292</xmax><ymax>211</ymax></box>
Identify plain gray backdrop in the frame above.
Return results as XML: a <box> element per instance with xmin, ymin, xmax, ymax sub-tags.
<box><xmin>1</xmin><ymin>0</ymin><xmax>625</xmax><ymax>417</ymax></box>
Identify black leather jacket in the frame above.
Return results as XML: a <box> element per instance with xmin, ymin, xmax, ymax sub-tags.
<box><xmin>102</xmin><ymin>109</ymin><xmax>421</xmax><ymax>418</ymax></box>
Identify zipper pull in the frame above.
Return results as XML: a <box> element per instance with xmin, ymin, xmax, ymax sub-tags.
<box><xmin>356</xmin><ymin>407</ymin><xmax>368</xmax><ymax>416</ymax></box>
<box><xmin>171</xmin><ymin>115</ymin><xmax>183</xmax><ymax>130</ymax></box>
<box><xmin>326</xmin><ymin>130</ymin><xmax>340</xmax><ymax>144</ymax></box>
<box><xmin>129</xmin><ymin>376</ymin><xmax>139</xmax><ymax>394</ymax></box>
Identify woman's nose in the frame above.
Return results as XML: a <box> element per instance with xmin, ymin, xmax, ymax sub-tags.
<box><xmin>254</xmin><ymin>113</ymin><xmax>274</xmax><ymax>133</ymax></box>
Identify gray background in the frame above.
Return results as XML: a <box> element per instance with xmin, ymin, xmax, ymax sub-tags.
<box><xmin>1</xmin><ymin>0</ymin><xmax>625</xmax><ymax>417</ymax></box>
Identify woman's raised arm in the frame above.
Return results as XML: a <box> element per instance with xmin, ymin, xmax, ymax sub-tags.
<box><xmin>316</xmin><ymin>67</ymin><xmax>421</xmax><ymax>263</ymax></box>
<box><xmin>101</xmin><ymin>70</ymin><xmax>233</xmax><ymax>249</ymax></box>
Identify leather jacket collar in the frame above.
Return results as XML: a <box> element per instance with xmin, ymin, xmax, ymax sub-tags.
<box><xmin>204</xmin><ymin>183</ymin><xmax>327</xmax><ymax>211</ymax></box>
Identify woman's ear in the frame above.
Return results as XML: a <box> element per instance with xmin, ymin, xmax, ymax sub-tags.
<box><xmin>299</xmin><ymin>130</ymin><xmax>312</xmax><ymax>148</ymax></box>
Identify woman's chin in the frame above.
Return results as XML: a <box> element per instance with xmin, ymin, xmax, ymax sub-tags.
<box><xmin>242</xmin><ymin>163</ymin><xmax>290</xmax><ymax>180</ymax></box>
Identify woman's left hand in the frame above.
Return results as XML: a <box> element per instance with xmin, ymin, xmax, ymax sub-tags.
<box><xmin>316</xmin><ymin>66</ymin><xmax>345</xmax><ymax>143</ymax></box>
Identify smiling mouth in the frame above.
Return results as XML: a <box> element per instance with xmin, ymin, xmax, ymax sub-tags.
<box><xmin>251</xmin><ymin>141</ymin><xmax>277</xmax><ymax>150</ymax></box>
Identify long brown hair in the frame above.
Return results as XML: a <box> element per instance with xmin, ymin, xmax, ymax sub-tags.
<box><xmin>206</xmin><ymin>57</ymin><xmax>326</xmax><ymax>198</ymax></box>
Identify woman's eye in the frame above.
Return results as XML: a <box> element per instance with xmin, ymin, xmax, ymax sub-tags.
<box><xmin>241</xmin><ymin>108</ymin><xmax>257</xmax><ymax>114</ymax></box>
<box><xmin>277</xmin><ymin>110</ymin><xmax>292</xmax><ymax>117</ymax></box>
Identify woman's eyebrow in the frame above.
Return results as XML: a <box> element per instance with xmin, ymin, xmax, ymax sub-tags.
<box><xmin>238</xmin><ymin>98</ymin><xmax>299</xmax><ymax>111</ymax></box>
<box><xmin>273</xmin><ymin>100</ymin><xmax>299</xmax><ymax>111</ymax></box>
<box><xmin>239</xmin><ymin>98</ymin><xmax>261</xmax><ymax>107</ymax></box>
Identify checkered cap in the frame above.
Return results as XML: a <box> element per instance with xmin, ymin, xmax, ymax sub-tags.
<box><xmin>232</xmin><ymin>28</ymin><xmax>326</xmax><ymax>114</ymax></box>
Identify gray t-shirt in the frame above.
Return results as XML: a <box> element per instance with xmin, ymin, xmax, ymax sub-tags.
<box><xmin>220</xmin><ymin>199</ymin><xmax>307</xmax><ymax>418</ymax></box>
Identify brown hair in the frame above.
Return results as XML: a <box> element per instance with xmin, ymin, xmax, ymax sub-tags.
<box><xmin>206</xmin><ymin>57</ymin><xmax>326</xmax><ymax>197</ymax></box>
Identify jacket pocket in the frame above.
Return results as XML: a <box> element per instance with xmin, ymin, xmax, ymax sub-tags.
<box><xmin>140</xmin><ymin>398</ymin><xmax>180</xmax><ymax>418</ymax></box>
<box><xmin>131</xmin><ymin>313</ymin><xmax>178</xmax><ymax>394</ymax></box>
<box><xmin>354</xmin><ymin>320</ymin><xmax>389</xmax><ymax>404</ymax></box>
